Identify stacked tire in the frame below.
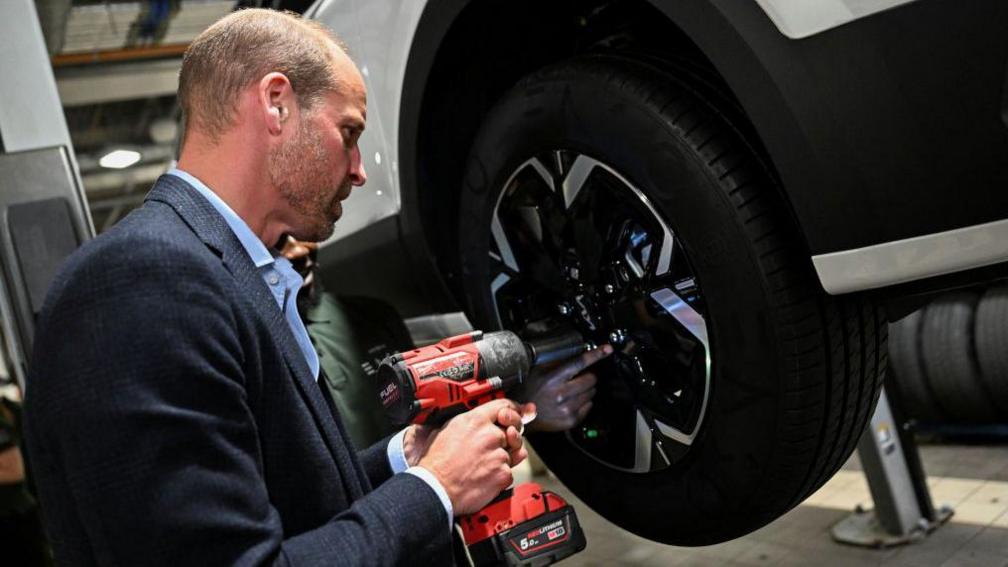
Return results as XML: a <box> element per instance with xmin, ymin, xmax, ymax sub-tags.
<box><xmin>889</xmin><ymin>284</ymin><xmax>1008</xmax><ymax>423</ymax></box>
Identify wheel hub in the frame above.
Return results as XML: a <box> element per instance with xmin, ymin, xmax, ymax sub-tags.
<box><xmin>487</xmin><ymin>150</ymin><xmax>713</xmax><ymax>473</ymax></box>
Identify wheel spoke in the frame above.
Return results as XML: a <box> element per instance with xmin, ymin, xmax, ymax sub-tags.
<box><xmin>527</xmin><ymin>157</ymin><xmax>556</xmax><ymax>193</ymax></box>
<box><xmin>490</xmin><ymin>272</ymin><xmax>511</xmax><ymax>326</ymax></box>
<box><xmin>490</xmin><ymin>215</ymin><xmax>520</xmax><ymax>273</ymax></box>
<box><xmin>646</xmin><ymin>286</ymin><xmax>711</xmax><ymax>446</ymax></box>
<box><xmin>640</xmin><ymin>411</ymin><xmax>675</xmax><ymax>468</ymax></box>
<box><xmin>632</xmin><ymin>410</ymin><xmax>654</xmax><ymax>472</ymax></box>
<box><xmin>490</xmin><ymin>156</ymin><xmax>561</xmax><ymax>273</ymax></box>
<box><xmin>576</xmin><ymin>157</ymin><xmax>675</xmax><ymax>277</ymax></box>
<box><xmin>491</xmin><ymin>157</ymin><xmax>569</xmax><ymax>293</ymax></box>
<box><xmin>649</xmin><ymin>288</ymin><xmax>708</xmax><ymax>349</ymax></box>
<box><xmin>561</xmin><ymin>154</ymin><xmax>596</xmax><ymax>209</ymax></box>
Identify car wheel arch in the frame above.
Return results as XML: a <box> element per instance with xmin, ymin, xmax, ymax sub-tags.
<box><xmin>396</xmin><ymin>0</ymin><xmax>818</xmax><ymax>301</ymax></box>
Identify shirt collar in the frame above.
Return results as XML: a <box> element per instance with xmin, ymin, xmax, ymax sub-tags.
<box><xmin>167</xmin><ymin>168</ymin><xmax>274</xmax><ymax>269</ymax></box>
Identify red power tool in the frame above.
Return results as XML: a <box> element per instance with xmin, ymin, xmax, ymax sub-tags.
<box><xmin>377</xmin><ymin>330</ymin><xmax>589</xmax><ymax>566</ymax></box>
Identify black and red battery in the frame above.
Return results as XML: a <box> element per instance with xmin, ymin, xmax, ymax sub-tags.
<box><xmin>461</xmin><ymin>482</ymin><xmax>587</xmax><ymax>567</ymax></box>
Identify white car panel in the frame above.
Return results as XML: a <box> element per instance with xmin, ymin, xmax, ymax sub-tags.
<box><xmin>813</xmin><ymin>218</ymin><xmax>1008</xmax><ymax>295</ymax></box>
<box><xmin>314</xmin><ymin>0</ymin><xmax>428</xmax><ymax>245</ymax></box>
<box><xmin>754</xmin><ymin>0</ymin><xmax>921</xmax><ymax>39</ymax></box>
<box><xmin>0</xmin><ymin>0</ymin><xmax>73</xmax><ymax>153</ymax></box>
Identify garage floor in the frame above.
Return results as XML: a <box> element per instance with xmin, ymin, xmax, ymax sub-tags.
<box><xmin>515</xmin><ymin>443</ymin><xmax>1008</xmax><ymax>566</ymax></box>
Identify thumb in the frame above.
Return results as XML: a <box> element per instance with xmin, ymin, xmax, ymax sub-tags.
<box><xmin>471</xmin><ymin>398</ymin><xmax>521</xmax><ymax>420</ymax></box>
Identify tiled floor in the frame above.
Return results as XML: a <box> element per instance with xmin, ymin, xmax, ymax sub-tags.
<box><xmin>515</xmin><ymin>443</ymin><xmax>1008</xmax><ymax>566</ymax></box>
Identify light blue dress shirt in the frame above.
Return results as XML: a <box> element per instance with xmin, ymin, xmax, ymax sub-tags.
<box><xmin>167</xmin><ymin>168</ymin><xmax>452</xmax><ymax>526</ymax></box>
<box><xmin>168</xmin><ymin>168</ymin><xmax>319</xmax><ymax>380</ymax></box>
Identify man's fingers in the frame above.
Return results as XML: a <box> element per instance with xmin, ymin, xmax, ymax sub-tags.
<box><xmin>521</xmin><ymin>402</ymin><xmax>537</xmax><ymax>417</ymax></box>
<box><xmin>505</xmin><ymin>425</ymin><xmax>523</xmax><ymax>452</ymax></box>
<box><xmin>558</xmin><ymin>372</ymin><xmax>597</xmax><ymax>399</ymax></box>
<box><xmin>578</xmin><ymin>343</ymin><xmax>613</xmax><ymax>368</ymax></box>
<box><xmin>566</xmin><ymin>388</ymin><xmax>596</xmax><ymax>412</ymax></box>
<box><xmin>574</xmin><ymin>401</ymin><xmax>593</xmax><ymax>423</ymax></box>
<box><xmin>509</xmin><ymin>447</ymin><xmax>528</xmax><ymax>468</ymax></box>
<box><xmin>472</xmin><ymin>398</ymin><xmax>521</xmax><ymax>420</ymax></box>
<box><xmin>496</xmin><ymin>406</ymin><xmax>523</xmax><ymax>429</ymax></box>
<box><xmin>553</xmin><ymin>344</ymin><xmax>614</xmax><ymax>381</ymax></box>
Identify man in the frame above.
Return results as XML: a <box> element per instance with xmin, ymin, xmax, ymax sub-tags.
<box><xmin>281</xmin><ymin>237</ymin><xmax>609</xmax><ymax>449</ymax></box>
<box><xmin>25</xmin><ymin>10</ymin><xmax>532</xmax><ymax>565</ymax></box>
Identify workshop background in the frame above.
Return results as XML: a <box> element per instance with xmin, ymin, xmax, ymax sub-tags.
<box><xmin>1</xmin><ymin>1</ymin><xmax>1007</xmax><ymax>566</ymax></box>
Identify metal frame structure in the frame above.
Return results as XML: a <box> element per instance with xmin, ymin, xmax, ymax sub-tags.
<box><xmin>0</xmin><ymin>0</ymin><xmax>95</xmax><ymax>391</ymax></box>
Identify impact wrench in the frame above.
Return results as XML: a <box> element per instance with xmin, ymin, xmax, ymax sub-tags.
<box><xmin>377</xmin><ymin>330</ymin><xmax>589</xmax><ymax>566</ymax></box>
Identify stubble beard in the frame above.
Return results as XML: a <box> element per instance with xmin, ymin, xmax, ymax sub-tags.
<box><xmin>269</xmin><ymin>117</ymin><xmax>347</xmax><ymax>242</ymax></box>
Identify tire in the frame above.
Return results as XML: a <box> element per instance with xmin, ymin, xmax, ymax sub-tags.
<box><xmin>920</xmin><ymin>291</ymin><xmax>999</xmax><ymax>422</ymax></box>
<box><xmin>973</xmin><ymin>285</ymin><xmax>1008</xmax><ymax>416</ymax></box>
<box><xmin>888</xmin><ymin>311</ymin><xmax>946</xmax><ymax>422</ymax></box>
<box><xmin>457</xmin><ymin>56</ymin><xmax>886</xmax><ymax>544</ymax></box>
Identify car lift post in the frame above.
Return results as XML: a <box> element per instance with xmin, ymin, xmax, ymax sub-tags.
<box><xmin>831</xmin><ymin>386</ymin><xmax>953</xmax><ymax>547</ymax></box>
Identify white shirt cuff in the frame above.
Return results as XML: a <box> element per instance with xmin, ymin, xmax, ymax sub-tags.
<box><xmin>405</xmin><ymin>466</ymin><xmax>454</xmax><ymax>529</ymax></box>
<box><xmin>387</xmin><ymin>428</ymin><xmax>410</xmax><ymax>474</ymax></box>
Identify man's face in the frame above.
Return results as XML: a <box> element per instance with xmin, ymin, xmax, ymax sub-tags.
<box><xmin>269</xmin><ymin>62</ymin><xmax>367</xmax><ymax>242</ymax></box>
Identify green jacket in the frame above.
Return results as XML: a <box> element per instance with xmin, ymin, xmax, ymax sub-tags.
<box><xmin>303</xmin><ymin>294</ymin><xmax>412</xmax><ymax>449</ymax></box>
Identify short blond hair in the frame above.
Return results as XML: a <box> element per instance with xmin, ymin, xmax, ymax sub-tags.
<box><xmin>178</xmin><ymin>9</ymin><xmax>345</xmax><ymax>141</ymax></box>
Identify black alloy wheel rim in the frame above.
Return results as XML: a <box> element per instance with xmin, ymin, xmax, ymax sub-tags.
<box><xmin>487</xmin><ymin>150</ymin><xmax>713</xmax><ymax>473</ymax></box>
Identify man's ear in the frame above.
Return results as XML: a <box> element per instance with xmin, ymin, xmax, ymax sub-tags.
<box><xmin>258</xmin><ymin>72</ymin><xmax>297</xmax><ymax>136</ymax></box>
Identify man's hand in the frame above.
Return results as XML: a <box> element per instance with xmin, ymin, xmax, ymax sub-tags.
<box><xmin>403</xmin><ymin>401</ymin><xmax>535</xmax><ymax>467</ymax></box>
<box><xmin>0</xmin><ymin>447</ymin><xmax>25</xmax><ymax>484</ymax></box>
<box><xmin>524</xmin><ymin>344</ymin><xmax>613</xmax><ymax>432</ymax></box>
<box><xmin>417</xmin><ymin>399</ymin><xmax>532</xmax><ymax>516</ymax></box>
<box><xmin>0</xmin><ymin>401</ymin><xmax>24</xmax><ymax>484</ymax></box>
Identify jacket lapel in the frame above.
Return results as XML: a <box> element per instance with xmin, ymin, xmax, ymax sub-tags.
<box><xmin>145</xmin><ymin>175</ymin><xmax>364</xmax><ymax>497</ymax></box>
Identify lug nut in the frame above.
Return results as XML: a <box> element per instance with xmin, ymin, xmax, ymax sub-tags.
<box><xmin>603</xmin><ymin>284</ymin><xmax>615</xmax><ymax>294</ymax></box>
<box><xmin>558</xmin><ymin>303</ymin><xmax>572</xmax><ymax>316</ymax></box>
<box><xmin>609</xmin><ymin>328</ymin><xmax>627</xmax><ymax>345</ymax></box>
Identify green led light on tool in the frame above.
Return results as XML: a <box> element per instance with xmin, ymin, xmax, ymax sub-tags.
<box><xmin>585</xmin><ymin>429</ymin><xmax>599</xmax><ymax>439</ymax></box>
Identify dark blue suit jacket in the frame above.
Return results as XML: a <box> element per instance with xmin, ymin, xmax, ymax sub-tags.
<box><xmin>24</xmin><ymin>175</ymin><xmax>453</xmax><ymax>565</ymax></box>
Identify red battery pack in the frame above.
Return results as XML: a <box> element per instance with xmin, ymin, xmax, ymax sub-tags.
<box><xmin>460</xmin><ymin>483</ymin><xmax>586</xmax><ymax>566</ymax></box>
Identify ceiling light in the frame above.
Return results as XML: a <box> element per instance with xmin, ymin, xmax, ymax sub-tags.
<box><xmin>99</xmin><ymin>149</ymin><xmax>141</xmax><ymax>169</ymax></box>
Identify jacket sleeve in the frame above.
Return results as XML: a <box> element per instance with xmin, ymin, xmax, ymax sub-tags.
<box><xmin>358</xmin><ymin>434</ymin><xmax>396</xmax><ymax>486</ymax></box>
<box><xmin>25</xmin><ymin>241</ymin><xmax>451</xmax><ymax>566</ymax></box>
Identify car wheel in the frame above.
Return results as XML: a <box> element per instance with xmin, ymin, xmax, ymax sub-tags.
<box><xmin>457</xmin><ymin>56</ymin><xmax>886</xmax><ymax>544</ymax></box>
